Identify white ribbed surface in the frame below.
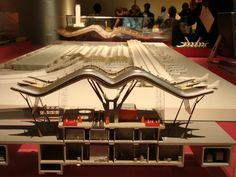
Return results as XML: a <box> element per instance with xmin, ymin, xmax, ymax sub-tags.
<box><xmin>128</xmin><ymin>40</ymin><xmax>173</xmax><ymax>81</ymax></box>
<box><xmin>0</xmin><ymin>40</ymin><xmax>236</xmax><ymax>121</ymax></box>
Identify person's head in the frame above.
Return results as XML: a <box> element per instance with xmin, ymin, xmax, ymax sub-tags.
<box><xmin>144</xmin><ymin>3</ymin><xmax>151</xmax><ymax>11</ymax></box>
<box><xmin>161</xmin><ymin>6</ymin><xmax>166</xmax><ymax>12</ymax></box>
<box><xmin>130</xmin><ymin>4</ymin><xmax>141</xmax><ymax>15</ymax></box>
<box><xmin>93</xmin><ymin>3</ymin><xmax>102</xmax><ymax>14</ymax></box>
<box><xmin>202</xmin><ymin>0</ymin><xmax>209</xmax><ymax>7</ymax></box>
<box><xmin>115</xmin><ymin>7</ymin><xmax>128</xmax><ymax>16</ymax></box>
<box><xmin>190</xmin><ymin>0</ymin><xmax>199</xmax><ymax>10</ymax></box>
<box><xmin>168</xmin><ymin>6</ymin><xmax>177</xmax><ymax>18</ymax></box>
<box><xmin>182</xmin><ymin>2</ymin><xmax>189</xmax><ymax>10</ymax></box>
<box><xmin>115</xmin><ymin>7</ymin><xmax>123</xmax><ymax>16</ymax></box>
<box><xmin>122</xmin><ymin>8</ymin><xmax>129</xmax><ymax>16</ymax></box>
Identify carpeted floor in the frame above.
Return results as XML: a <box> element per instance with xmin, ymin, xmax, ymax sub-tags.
<box><xmin>0</xmin><ymin>41</ymin><xmax>42</xmax><ymax>64</ymax></box>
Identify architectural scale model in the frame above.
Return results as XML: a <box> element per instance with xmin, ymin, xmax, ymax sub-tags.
<box><xmin>57</xmin><ymin>25</ymin><xmax>170</xmax><ymax>41</ymax></box>
<box><xmin>0</xmin><ymin>40</ymin><xmax>235</xmax><ymax>174</ymax></box>
<box><xmin>176</xmin><ymin>37</ymin><xmax>209</xmax><ymax>48</ymax></box>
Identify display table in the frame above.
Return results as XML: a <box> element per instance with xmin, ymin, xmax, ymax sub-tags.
<box><xmin>0</xmin><ymin>40</ymin><xmax>235</xmax><ymax>175</ymax></box>
<box><xmin>0</xmin><ymin>119</ymin><xmax>234</xmax><ymax>174</ymax></box>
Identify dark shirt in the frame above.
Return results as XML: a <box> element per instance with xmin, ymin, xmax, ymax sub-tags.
<box><xmin>188</xmin><ymin>0</ymin><xmax>234</xmax><ymax>46</ymax></box>
<box><xmin>142</xmin><ymin>11</ymin><xmax>155</xmax><ymax>28</ymax></box>
<box><xmin>179</xmin><ymin>9</ymin><xmax>191</xmax><ymax>23</ymax></box>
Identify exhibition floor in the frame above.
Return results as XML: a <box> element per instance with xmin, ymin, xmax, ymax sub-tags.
<box><xmin>0</xmin><ymin>41</ymin><xmax>236</xmax><ymax>177</ymax></box>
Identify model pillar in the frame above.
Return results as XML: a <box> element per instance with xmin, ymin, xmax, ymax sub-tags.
<box><xmin>31</xmin><ymin>0</ymin><xmax>75</xmax><ymax>45</ymax></box>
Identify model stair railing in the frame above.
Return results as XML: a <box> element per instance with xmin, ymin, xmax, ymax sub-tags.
<box><xmin>18</xmin><ymin>93</ymin><xmax>50</xmax><ymax>137</ymax></box>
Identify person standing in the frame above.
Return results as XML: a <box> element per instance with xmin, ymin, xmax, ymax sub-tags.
<box><xmin>142</xmin><ymin>3</ymin><xmax>155</xmax><ymax>28</ymax></box>
<box><xmin>128</xmin><ymin>4</ymin><xmax>143</xmax><ymax>29</ymax></box>
<box><xmin>179</xmin><ymin>2</ymin><xmax>191</xmax><ymax>22</ymax></box>
<box><xmin>161</xmin><ymin>6</ymin><xmax>177</xmax><ymax>28</ymax></box>
<box><xmin>188</xmin><ymin>0</ymin><xmax>234</xmax><ymax>47</ymax></box>
<box><xmin>86</xmin><ymin>3</ymin><xmax>104</xmax><ymax>27</ymax></box>
<box><xmin>156</xmin><ymin>6</ymin><xmax>167</xmax><ymax>26</ymax></box>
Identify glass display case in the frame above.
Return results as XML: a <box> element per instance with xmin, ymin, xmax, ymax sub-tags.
<box><xmin>56</xmin><ymin>15</ymin><xmax>172</xmax><ymax>42</ymax></box>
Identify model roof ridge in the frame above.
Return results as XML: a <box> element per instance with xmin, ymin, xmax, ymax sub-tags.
<box><xmin>11</xmin><ymin>66</ymin><xmax>214</xmax><ymax>99</ymax></box>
